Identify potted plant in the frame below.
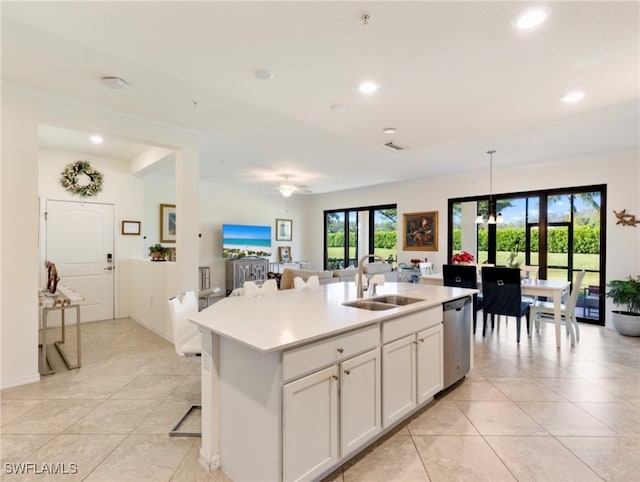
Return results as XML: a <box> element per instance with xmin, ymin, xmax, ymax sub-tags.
<box><xmin>149</xmin><ymin>243</ymin><xmax>170</xmax><ymax>261</ymax></box>
<box><xmin>606</xmin><ymin>275</ymin><xmax>640</xmax><ymax>336</ymax></box>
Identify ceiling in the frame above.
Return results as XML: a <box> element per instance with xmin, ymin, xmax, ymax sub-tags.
<box><xmin>3</xmin><ymin>2</ymin><xmax>639</xmax><ymax>195</ymax></box>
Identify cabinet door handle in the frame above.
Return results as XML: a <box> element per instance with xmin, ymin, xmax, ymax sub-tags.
<box><xmin>332</xmin><ymin>375</ymin><xmax>338</xmax><ymax>380</ymax></box>
<box><xmin>413</xmin><ymin>340</ymin><xmax>418</xmax><ymax>345</ymax></box>
<box><xmin>344</xmin><ymin>370</ymin><xmax>351</xmax><ymax>375</ymax></box>
<box><xmin>419</xmin><ymin>338</ymin><xmax>425</xmax><ymax>343</ymax></box>
<box><xmin>337</xmin><ymin>348</ymin><xmax>344</xmax><ymax>354</ymax></box>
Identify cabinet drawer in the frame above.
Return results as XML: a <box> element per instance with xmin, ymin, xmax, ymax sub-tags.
<box><xmin>382</xmin><ymin>308</ymin><xmax>442</xmax><ymax>344</ymax></box>
<box><xmin>282</xmin><ymin>325</ymin><xmax>380</xmax><ymax>382</ymax></box>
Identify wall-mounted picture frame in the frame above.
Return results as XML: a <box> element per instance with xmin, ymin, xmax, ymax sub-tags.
<box><xmin>279</xmin><ymin>246</ymin><xmax>291</xmax><ymax>262</ymax></box>
<box><xmin>160</xmin><ymin>204</ymin><xmax>176</xmax><ymax>243</ymax></box>
<box><xmin>403</xmin><ymin>211</ymin><xmax>438</xmax><ymax>251</ymax></box>
<box><xmin>276</xmin><ymin>218</ymin><xmax>292</xmax><ymax>241</ymax></box>
<box><xmin>121</xmin><ymin>220</ymin><xmax>141</xmax><ymax>235</ymax></box>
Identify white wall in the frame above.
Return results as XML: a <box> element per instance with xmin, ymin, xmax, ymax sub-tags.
<box><xmin>1</xmin><ymin>95</ymin><xmax>41</xmax><ymax>389</ymax></box>
<box><xmin>143</xmin><ymin>172</ymin><xmax>312</xmax><ymax>292</ymax></box>
<box><xmin>309</xmin><ymin>152</ymin><xmax>640</xmax><ymax>328</ymax></box>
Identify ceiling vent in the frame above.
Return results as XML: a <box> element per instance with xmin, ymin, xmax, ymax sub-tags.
<box><xmin>381</xmin><ymin>141</ymin><xmax>405</xmax><ymax>151</ymax></box>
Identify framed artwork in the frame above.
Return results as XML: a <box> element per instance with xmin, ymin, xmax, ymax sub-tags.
<box><xmin>403</xmin><ymin>211</ymin><xmax>438</xmax><ymax>251</ymax></box>
<box><xmin>276</xmin><ymin>218</ymin><xmax>292</xmax><ymax>241</ymax></box>
<box><xmin>160</xmin><ymin>204</ymin><xmax>176</xmax><ymax>243</ymax></box>
<box><xmin>121</xmin><ymin>220</ymin><xmax>141</xmax><ymax>235</ymax></box>
<box><xmin>279</xmin><ymin>246</ymin><xmax>291</xmax><ymax>262</ymax></box>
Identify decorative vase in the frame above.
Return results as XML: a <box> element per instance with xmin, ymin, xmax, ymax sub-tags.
<box><xmin>611</xmin><ymin>311</ymin><xmax>640</xmax><ymax>336</ymax></box>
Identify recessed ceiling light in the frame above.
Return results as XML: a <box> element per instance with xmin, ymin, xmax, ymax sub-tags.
<box><xmin>99</xmin><ymin>76</ymin><xmax>129</xmax><ymax>90</ymax></box>
<box><xmin>514</xmin><ymin>7</ymin><xmax>550</xmax><ymax>30</ymax></box>
<box><xmin>90</xmin><ymin>135</ymin><xmax>103</xmax><ymax>144</ymax></box>
<box><xmin>383</xmin><ymin>127</ymin><xmax>396</xmax><ymax>134</ymax></box>
<box><xmin>358</xmin><ymin>81</ymin><xmax>380</xmax><ymax>95</ymax></box>
<box><xmin>331</xmin><ymin>104</ymin><xmax>347</xmax><ymax>113</ymax></box>
<box><xmin>560</xmin><ymin>91</ymin><xmax>586</xmax><ymax>103</ymax></box>
<box><xmin>255</xmin><ymin>69</ymin><xmax>274</xmax><ymax>80</ymax></box>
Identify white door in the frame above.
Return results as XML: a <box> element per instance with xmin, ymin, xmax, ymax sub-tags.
<box><xmin>283</xmin><ymin>365</ymin><xmax>339</xmax><ymax>482</ymax></box>
<box><xmin>382</xmin><ymin>334</ymin><xmax>417</xmax><ymax>427</ymax></box>
<box><xmin>340</xmin><ymin>348</ymin><xmax>381</xmax><ymax>457</ymax></box>
<box><xmin>46</xmin><ymin>200</ymin><xmax>114</xmax><ymax>322</ymax></box>
<box><xmin>416</xmin><ymin>325</ymin><xmax>444</xmax><ymax>404</ymax></box>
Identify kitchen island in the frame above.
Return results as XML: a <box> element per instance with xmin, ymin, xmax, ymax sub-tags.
<box><xmin>190</xmin><ymin>281</ymin><xmax>475</xmax><ymax>481</ymax></box>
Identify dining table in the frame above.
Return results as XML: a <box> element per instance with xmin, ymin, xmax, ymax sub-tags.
<box><xmin>420</xmin><ymin>273</ymin><xmax>572</xmax><ymax>347</ymax></box>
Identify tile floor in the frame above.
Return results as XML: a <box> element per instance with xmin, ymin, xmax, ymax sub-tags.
<box><xmin>1</xmin><ymin>316</ymin><xmax>639</xmax><ymax>481</ymax></box>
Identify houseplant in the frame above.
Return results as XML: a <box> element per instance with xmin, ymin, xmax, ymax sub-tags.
<box><xmin>606</xmin><ymin>275</ymin><xmax>640</xmax><ymax>336</ymax></box>
<box><xmin>149</xmin><ymin>243</ymin><xmax>170</xmax><ymax>261</ymax></box>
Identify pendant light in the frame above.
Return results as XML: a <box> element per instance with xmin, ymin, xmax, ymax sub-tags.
<box><xmin>476</xmin><ymin>150</ymin><xmax>503</xmax><ymax>224</ymax></box>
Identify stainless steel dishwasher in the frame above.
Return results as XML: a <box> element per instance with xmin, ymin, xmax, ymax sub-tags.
<box><xmin>442</xmin><ymin>296</ymin><xmax>471</xmax><ymax>389</ymax></box>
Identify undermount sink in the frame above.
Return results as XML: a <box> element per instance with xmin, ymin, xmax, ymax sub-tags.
<box><xmin>370</xmin><ymin>295</ymin><xmax>424</xmax><ymax>306</ymax></box>
<box><xmin>342</xmin><ymin>295</ymin><xmax>424</xmax><ymax>311</ymax></box>
<box><xmin>342</xmin><ymin>300</ymin><xmax>397</xmax><ymax>311</ymax></box>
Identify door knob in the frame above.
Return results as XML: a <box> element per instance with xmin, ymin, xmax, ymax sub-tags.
<box><xmin>104</xmin><ymin>266</ymin><xmax>114</xmax><ymax>271</ymax></box>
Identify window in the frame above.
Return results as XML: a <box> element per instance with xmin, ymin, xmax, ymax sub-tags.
<box><xmin>325</xmin><ymin>205</ymin><xmax>397</xmax><ymax>270</ymax></box>
<box><xmin>448</xmin><ymin>185</ymin><xmax>606</xmax><ymax>325</ymax></box>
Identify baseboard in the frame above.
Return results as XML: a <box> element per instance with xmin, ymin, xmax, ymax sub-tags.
<box><xmin>129</xmin><ymin>316</ymin><xmax>173</xmax><ymax>344</ymax></box>
<box><xmin>1</xmin><ymin>372</ymin><xmax>40</xmax><ymax>390</ymax></box>
<box><xmin>198</xmin><ymin>450</ymin><xmax>220</xmax><ymax>472</ymax></box>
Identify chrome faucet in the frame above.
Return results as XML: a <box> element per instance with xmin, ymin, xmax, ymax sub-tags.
<box><xmin>357</xmin><ymin>254</ymin><xmax>385</xmax><ymax>298</ymax></box>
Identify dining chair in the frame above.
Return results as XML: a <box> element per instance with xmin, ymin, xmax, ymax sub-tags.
<box><xmin>481</xmin><ymin>266</ymin><xmax>530</xmax><ymax>343</ymax></box>
<box><xmin>418</xmin><ymin>261</ymin><xmax>433</xmax><ymax>276</ymax></box>
<box><xmin>442</xmin><ymin>264</ymin><xmax>483</xmax><ymax>333</ymax></box>
<box><xmin>167</xmin><ymin>291</ymin><xmax>201</xmax><ymax>437</ymax></box>
<box><xmin>530</xmin><ymin>270</ymin><xmax>586</xmax><ymax>341</ymax></box>
<box><xmin>243</xmin><ymin>279</ymin><xmax>279</xmax><ymax>297</ymax></box>
<box><xmin>293</xmin><ymin>275</ymin><xmax>320</xmax><ymax>289</ymax></box>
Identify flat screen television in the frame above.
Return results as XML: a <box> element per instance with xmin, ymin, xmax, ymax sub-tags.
<box><xmin>222</xmin><ymin>224</ymin><xmax>272</xmax><ymax>258</ymax></box>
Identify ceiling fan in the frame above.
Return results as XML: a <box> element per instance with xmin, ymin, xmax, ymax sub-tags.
<box><xmin>278</xmin><ymin>176</ymin><xmax>312</xmax><ymax>197</ymax></box>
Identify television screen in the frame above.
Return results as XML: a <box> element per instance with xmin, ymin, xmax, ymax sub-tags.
<box><xmin>222</xmin><ymin>224</ymin><xmax>272</xmax><ymax>258</ymax></box>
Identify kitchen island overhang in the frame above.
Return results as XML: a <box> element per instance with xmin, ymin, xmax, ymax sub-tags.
<box><xmin>190</xmin><ymin>282</ymin><xmax>477</xmax><ymax>481</ymax></box>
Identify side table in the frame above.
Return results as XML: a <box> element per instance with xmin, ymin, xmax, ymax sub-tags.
<box><xmin>39</xmin><ymin>285</ymin><xmax>84</xmax><ymax>375</ymax></box>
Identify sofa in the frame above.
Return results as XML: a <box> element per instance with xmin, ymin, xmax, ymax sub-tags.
<box><xmin>278</xmin><ymin>264</ymin><xmax>395</xmax><ymax>290</ymax></box>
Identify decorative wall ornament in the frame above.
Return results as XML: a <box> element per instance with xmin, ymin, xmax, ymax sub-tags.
<box><xmin>60</xmin><ymin>161</ymin><xmax>104</xmax><ymax>198</ymax></box>
<box><xmin>614</xmin><ymin>209</ymin><xmax>640</xmax><ymax>227</ymax></box>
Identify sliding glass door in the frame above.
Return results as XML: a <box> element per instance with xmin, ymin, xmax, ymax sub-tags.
<box><xmin>448</xmin><ymin>185</ymin><xmax>606</xmax><ymax>325</ymax></box>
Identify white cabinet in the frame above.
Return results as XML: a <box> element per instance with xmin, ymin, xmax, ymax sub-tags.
<box><xmin>382</xmin><ymin>317</ymin><xmax>443</xmax><ymax>428</ymax></box>
<box><xmin>283</xmin><ymin>365</ymin><xmax>339</xmax><ymax>482</ymax></box>
<box><xmin>282</xmin><ymin>336</ymin><xmax>381</xmax><ymax>481</ymax></box>
<box><xmin>340</xmin><ymin>348</ymin><xmax>381</xmax><ymax>457</ymax></box>
<box><xmin>416</xmin><ymin>324</ymin><xmax>444</xmax><ymax>404</ymax></box>
<box><xmin>382</xmin><ymin>334</ymin><xmax>417</xmax><ymax>426</ymax></box>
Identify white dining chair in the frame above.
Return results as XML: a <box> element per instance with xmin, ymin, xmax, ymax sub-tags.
<box><xmin>529</xmin><ymin>270</ymin><xmax>585</xmax><ymax>341</ymax></box>
<box><xmin>167</xmin><ymin>290</ymin><xmax>201</xmax><ymax>436</ymax></box>
<box><xmin>293</xmin><ymin>275</ymin><xmax>320</xmax><ymax>290</ymax></box>
<box><xmin>243</xmin><ymin>279</ymin><xmax>278</xmax><ymax>297</ymax></box>
<box><xmin>418</xmin><ymin>262</ymin><xmax>433</xmax><ymax>276</ymax></box>
<box><xmin>521</xmin><ymin>265</ymin><xmax>539</xmax><ymax>281</ymax></box>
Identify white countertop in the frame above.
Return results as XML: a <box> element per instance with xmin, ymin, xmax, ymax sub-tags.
<box><xmin>190</xmin><ymin>282</ymin><xmax>475</xmax><ymax>353</ymax></box>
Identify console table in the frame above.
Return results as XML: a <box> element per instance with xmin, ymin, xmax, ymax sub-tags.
<box><xmin>38</xmin><ymin>285</ymin><xmax>84</xmax><ymax>375</ymax></box>
<box><xmin>268</xmin><ymin>261</ymin><xmax>311</xmax><ymax>273</ymax></box>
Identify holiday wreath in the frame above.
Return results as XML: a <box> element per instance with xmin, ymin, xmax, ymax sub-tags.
<box><xmin>60</xmin><ymin>161</ymin><xmax>104</xmax><ymax>198</ymax></box>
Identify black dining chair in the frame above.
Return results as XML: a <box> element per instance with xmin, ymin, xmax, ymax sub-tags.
<box><xmin>481</xmin><ymin>266</ymin><xmax>530</xmax><ymax>343</ymax></box>
<box><xmin>442</xmin><ymin>264</ymin><xmax>483</xmax><ymax>333</ymax></box>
